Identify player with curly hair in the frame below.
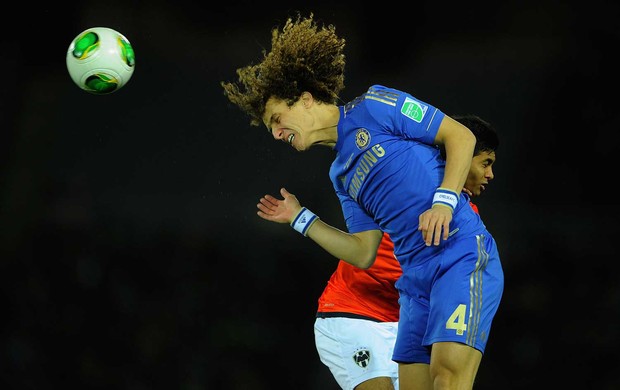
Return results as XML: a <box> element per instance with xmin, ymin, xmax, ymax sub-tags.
<box><xmin>222</xmin><ymin>13</ymin><xmax>504</xmax><ymax>390</ymax></box>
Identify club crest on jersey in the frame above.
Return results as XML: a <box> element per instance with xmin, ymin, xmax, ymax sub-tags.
<box><xmin>352</xmin><ymin>348</ymin><xmax>371</xmax><ymax>368</ymax></box>
<box><xmin>355</xmin><ymin>128</ymin><xmax>371</xmax><ymax>149</ymax></box>
<box><xmin>401</xmin><ymin>97</ymin><xmax>428</xmax><ymax>123</ymax></box>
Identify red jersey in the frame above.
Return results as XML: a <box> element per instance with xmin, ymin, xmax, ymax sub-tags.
<box><xmin>316</xmin><ymin>202</ymin><xmax>479</xmax><ymax>322</ymax></box>
<box><xmin>316</xmin><ymin>232</ymin><xmax>401</xmax><ymax>322</ymax></box>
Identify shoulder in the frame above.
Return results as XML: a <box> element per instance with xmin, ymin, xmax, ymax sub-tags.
<box><xmin>363</xmin><ymin>85</ymin><xmax>403</xmax><ymax>110</ymax></box>
<box><xmin>368</xmin><ymin>84</ymin><xmax>396</xmax><ymax>92</ymax></box>
<box><xmin>367</xmin><ymin>84</ymin><xmax>402</xmax><ymax>97</ymax></box>
<box><xmin>343</xmin><ymin>85</ymin><xmax>405</xmax><ymax>118</ymax></box>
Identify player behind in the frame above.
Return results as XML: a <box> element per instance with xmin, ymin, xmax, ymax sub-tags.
<box><xmin>221</xmin><ymin>13</ymin><xmax>504</xmax><ymax>390</ymax></box>
<box><xmin>314</xmin><ymin>114</ymin><xmax>499</xmax><ymax>390</ymax></box>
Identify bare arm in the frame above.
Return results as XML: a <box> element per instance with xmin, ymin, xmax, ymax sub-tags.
<box><xmin>434</xmin><ymin>115</ymin><xmax>476</xmax><ymax>193</ymax></box>
<box><xmin>257</xmin><ymin>187</ymin><xmax>383</xmax><ymax>269</ymax></box>
<box><xmin>418</xmin><ymin>115</ymin><xmax>476</xmax><ymax>246</ymax></box>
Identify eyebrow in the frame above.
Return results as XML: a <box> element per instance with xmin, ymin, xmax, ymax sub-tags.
<box><xmin>264</xmin><ymin>114</ymin><xmax>275</xmax><ymax>133</ymax></box>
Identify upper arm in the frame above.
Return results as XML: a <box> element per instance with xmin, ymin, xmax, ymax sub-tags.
<box><xmin>433</xmin><ymin>115</ymin><xmax>475</xmax><ymax>147</ymax></box>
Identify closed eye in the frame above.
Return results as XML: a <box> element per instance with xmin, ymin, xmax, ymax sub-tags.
<box><xmin>265</xmin><ymin>114</ymin><xmax>281</xmax><ymax>134</ymax></box>
<box><xmin>482</xmin><ymin>157</ymin><xmax>495</xmax><ymax>167</ymax></box>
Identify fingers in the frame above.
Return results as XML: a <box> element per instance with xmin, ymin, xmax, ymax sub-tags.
<box><xmin>257</xmin><ymin>188</ymin><xmax>300</xmax><ymax>224</ymax></box>
<box><xmin>261</xmin><ymin>194</ymin><xmax>279</xmax><ymax>206</ymax></box>
<box><xmin>418</xmin><ymin>212</ymin><xmax>436</xmax><ymax>247</ymax></box>
<box><xmin>257</xmin><ymin>200</ymin><xmax>274</xmax><ymax>214</ymax></box>
<box><xmin>439</xmin><ymin>218</ymin><xmax>450</xmax><ymax>244</ymax></box>
<box><xmin>256</xmin><ymin>198</ymin><xmax>282</xmax><ymax>222</ymax></box>
<box><xmin>418</xmin><ymin>207</ymin><xmax>453</xmax><ymax>246</ymax></box>
<box><xmin>418</xmin><ymin>214</ymin><xmax>429</xmax><ymax>245</ymax></box>
<box><xmin>257</xmin><ymin>194</ymin><xmax>280</xmax><ymax>220</ymax></box>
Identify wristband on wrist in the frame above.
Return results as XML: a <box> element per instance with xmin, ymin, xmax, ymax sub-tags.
<box><xmin>432</xmin><ymin>187</ymin><xmax>459</xmax><ymax>211</ymax></box>
<box><xmin>290</xmin><ymin>207</ymin><xmax>319</xmax><ymax>236</ymax></box>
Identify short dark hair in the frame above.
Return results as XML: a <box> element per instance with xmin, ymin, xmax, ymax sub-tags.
<box><xmin>440</xmin><ymin>114</ymin><xmax>499</xmax><ymax>159</ymax></box>
<box><xmin>453</xmin><ymin>114</ymin><xmax>499</xmax><ymax>156</ymax></box>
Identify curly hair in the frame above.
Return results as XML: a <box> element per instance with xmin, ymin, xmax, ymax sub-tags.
<box><xmin>221</xmin><ymin>13</ymin><xmax>346</xmax><ymax>126</ymax></box>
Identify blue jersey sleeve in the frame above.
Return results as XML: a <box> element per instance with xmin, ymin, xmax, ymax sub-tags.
<box><xmin>366</xmin><ymin>85</ymin><xmax>444</xmax><ymax>145</ymax></box>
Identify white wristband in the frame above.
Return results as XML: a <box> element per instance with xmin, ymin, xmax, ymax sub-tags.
<box><xmin>290</xmin><ymin>207</ymin><xmax>319</xmax><ymax>236</ymax></box>
<box><xmin>432</xmin><ymin>188</ymin><xmax>458</xmax><ymax>211</ymax></box>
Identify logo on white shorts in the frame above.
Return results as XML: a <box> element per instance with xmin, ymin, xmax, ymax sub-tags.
<box><xmin>353</xmin><ymin>348</ymin><xmax>371</xmax><ymax>368</ymax></box>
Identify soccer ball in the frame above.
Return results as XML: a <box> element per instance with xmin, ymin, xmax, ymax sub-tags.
<box><xmin>66</xmin><ymin>27</ymin><xmax>136</xmax><ymax>94</ymax></box>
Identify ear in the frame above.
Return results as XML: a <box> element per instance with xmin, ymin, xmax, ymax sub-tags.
<box><xmin>301</xmin><ymin>91</ymin><xmax>313</xmax><ymax>108</ymax></box>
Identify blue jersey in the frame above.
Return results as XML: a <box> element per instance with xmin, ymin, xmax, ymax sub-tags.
<box><xmin>330</xmin><ymin>85</ymin><xmax>504</xmax><ymax>360</ymax></box>
<box><xmin>329</xmin><ymin>85</ymin><xmax>487</xmax><ymax>271</ymax></box>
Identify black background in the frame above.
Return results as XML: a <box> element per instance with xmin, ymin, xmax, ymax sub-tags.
<box><xmin>2</xmin><ymin>1</ymin><xmax>619</xmax><ymax>389</ymax></box>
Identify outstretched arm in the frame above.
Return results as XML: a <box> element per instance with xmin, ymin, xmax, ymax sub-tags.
<box><xmin>257</xmin><ymin>188</ymin><xmax>383</xmax><ymax>269</ymax></box>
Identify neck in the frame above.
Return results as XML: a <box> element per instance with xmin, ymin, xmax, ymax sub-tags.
<box><xmin>311</xmin><ymin>104</ymin><xmax>340</xmax><ymax>147</ymax></box>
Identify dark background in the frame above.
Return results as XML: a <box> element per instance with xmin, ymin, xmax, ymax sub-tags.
<box><xmin>2</xmin><ymin>1</ymin><xmax>619</xmax><ymax>389</ymax></box>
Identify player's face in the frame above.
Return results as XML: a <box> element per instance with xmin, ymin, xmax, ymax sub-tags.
<box><xmin>464</xmin><ymin>150</ymin><xmax>496</xmax><ymax>197</ymax></box>
<box><xmin>262</xmin><ymin>97</ymin><xmax>312</xmax><ymax>151</ymax></box>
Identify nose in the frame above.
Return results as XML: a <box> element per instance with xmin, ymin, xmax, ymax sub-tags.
<box><xmin>271</xmin><ymin>127</ymin><xmax>284</xmax><ymax>140</ymax></box>
<box><xmin>487</xmin><ymin>167</ymin><xmax>494</xmax><ymax>180</ymax></box>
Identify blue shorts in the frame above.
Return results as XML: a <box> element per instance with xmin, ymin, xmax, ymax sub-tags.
<box><xmin>392</xmin><ymin>232</ymin><xmax>504</xmax><ymax>364</ymax></box>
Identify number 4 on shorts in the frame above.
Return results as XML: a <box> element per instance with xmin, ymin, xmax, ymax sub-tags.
<box><xmin>446</xmin><ymin>304</ymin><xmax>467</xmax><ymax>335</ymax></box>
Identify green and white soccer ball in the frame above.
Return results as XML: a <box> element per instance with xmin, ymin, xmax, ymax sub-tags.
<box><xmin>66</xmin><ymin>27</ymin><xmax>136</xmax><ymax>95</ymax></box>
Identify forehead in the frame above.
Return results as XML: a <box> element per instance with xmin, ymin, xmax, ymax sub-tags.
<box><xmin>262</xmin><ymin>97</ymin><xmax>298</xmax><ymax>125</ymax></box>
<box><xmin>262</xmin><ymin>97</ymin><xmax>285</xmax><ymax>125</ymax></box>
<box><xmin>475</xmin><ymin>150</ymin><xmax>496</xmax><ymax>161</ymax></box>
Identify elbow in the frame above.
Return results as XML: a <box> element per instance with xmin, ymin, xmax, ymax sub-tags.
<box><xmin>347</xmin><ymin>231</ymin><xmax>381</xmax><ymax>269</ymax></box>
<box><xmin>343</xmin><ymin>254</ymin><xmax>376</xmax><ymax>270</ymax></box>
<box><xmin>466</xmin><ymin>129</ymin><xmax>476</xmax><ymax>147</ymax></box>
<box><xmin>357</xmin><ymin>254</ymin><xmax>377</xmax><ymax>270</ymax></box>
<box><xmin>463</xmin><ymin>125</ymin><xmax>476</xmax><ymax>144</ymax></box>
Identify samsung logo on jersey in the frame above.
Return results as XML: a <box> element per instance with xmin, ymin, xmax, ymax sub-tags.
<box><xmin>348</xmin><ymin>144</ymin><xmax>386</xmax><ymax>200</ymax></box>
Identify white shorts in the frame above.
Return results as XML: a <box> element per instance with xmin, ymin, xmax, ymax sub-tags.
<box><xmin>314</xmin><ymin>317</ymin><xmax>399</xmax><ymax>390</ymax></box>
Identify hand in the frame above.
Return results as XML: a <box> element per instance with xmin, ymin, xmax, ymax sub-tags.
<box><xmin>462</xmin><ymin>187</ymin><xmax>473</xmax><ymax>196</ymax></box>
<box><xmin>257</xmin><ymin>187</ymin><xmax>303</xmax><ymax>224</ymax></box>
<box><xmin>418</xmin><ymin>204</ymin><xmax>453</xmax><ymax>246</ymax></box>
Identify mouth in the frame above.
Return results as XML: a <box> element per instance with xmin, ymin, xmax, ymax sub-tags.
<box><xmin>287</xmin><ymin>133</ymin><xmax>295</xmax><ymax>145</ymax></box>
